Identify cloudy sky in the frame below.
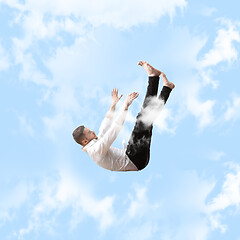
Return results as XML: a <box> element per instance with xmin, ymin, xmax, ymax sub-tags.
<box><xmin>1</xmin><ymin>0</ymin><xmax>240</xmax><ymax>239</ymax></box>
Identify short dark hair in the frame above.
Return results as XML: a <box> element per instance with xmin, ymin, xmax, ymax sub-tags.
<box><xmin>72</xmin><ymin>125</ymin><xmax>85</xmax><ymax>145</ymax></box>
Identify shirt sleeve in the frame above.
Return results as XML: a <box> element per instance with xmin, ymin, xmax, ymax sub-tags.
<box><xmin>96</xmin><ymin>109</ymin><xmax>128</xmax><ymax>156</ymax></box>
<box><xmin>98</xmin><ymin>111</ymin><xmax>114</xmax><ymax>138</ymax></box>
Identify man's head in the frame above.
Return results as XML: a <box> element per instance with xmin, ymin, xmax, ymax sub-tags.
<box><xmin>72</xmin><ymin>125</ymin><xmax>97</xmax><ymax>146</ymax></box>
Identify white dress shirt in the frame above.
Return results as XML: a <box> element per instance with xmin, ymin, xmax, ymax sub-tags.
<box><xmin>82</xmin><ymin>109</ymin><xmax>138</xmax><ymax>171</ymax></box>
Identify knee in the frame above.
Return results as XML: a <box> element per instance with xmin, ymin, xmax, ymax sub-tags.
<box><xmin>136</xmin><ymin>159</ymin><xmax>149</xmax><ymax>171</ymax></box>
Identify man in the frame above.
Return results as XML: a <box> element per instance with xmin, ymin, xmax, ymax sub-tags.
<box><xmin>72</xmin><ymin>61</ymin><xmax>175</xmax><ymax>171</ymax></box>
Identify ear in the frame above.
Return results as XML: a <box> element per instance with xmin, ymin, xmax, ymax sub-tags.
<box><xmin>82</xmin><ymin>139</ymin><xmax>88</xmax><ymax>145</ymax></box>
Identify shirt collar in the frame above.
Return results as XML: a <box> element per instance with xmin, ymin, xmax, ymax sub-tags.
<box><xmin>82</xmin><ymin>139</ymin><xmax>97</xmax><ymax>151</ymax></box>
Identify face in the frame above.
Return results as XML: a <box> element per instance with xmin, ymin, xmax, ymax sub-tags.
<box><xmin>82</xmin><ymin>127</ymin><xmax>98</xmax><ymax>145</ymax></box>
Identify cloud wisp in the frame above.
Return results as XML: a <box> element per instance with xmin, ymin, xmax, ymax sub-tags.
<box><xmin>208</xmin><ymin>163</ymin><xmax>240</xmax><ymax>212</ymax></box>
<box><xmin>176</xmin><ymin>19</ymin><xmax>240</xmax><ymax>130</ymax></box>
<box><xmin>224</xmin><ymin>94</ymin><xmax>240</xmax><ymax>122</ymax></box>
<box><xmin>2</xmin><ymin>0</ymin><xmax>240</xmax><ymax>139</ymax></box>
<box><xmin>0</xmin><ymin>43</ymin><xmax>10</xmax><ymax>71</ymax></box>
<box><xmin>15</xmin><ymin>169</ymin><xmax>116</xmax><ymax>239</ymax></box>
<box><xmin>0</xmin><ymin>181</ymin><xmax>33</xmax><ymax>227</ymax></box>
<box><xmin>1</xmin><ymin>164</ymin><xmax>240</xmax><ymax>239</ymax></box>
<box><xmin>199</xmin><ymin>19</ymin><xmax>240</xmax><ymax>69</ymax></box>
<box><xmin>1</xmin><ymin>0</ymin><xmax>187</xmax><ymax>29</ymax></box>
<box><xmin>0</xmin><ymin>0</ymin><xmax>187</xmax><ymax>141</ymax></box>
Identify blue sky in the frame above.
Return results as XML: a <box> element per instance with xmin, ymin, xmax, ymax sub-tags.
<box><xmin>1</xmin><ymin>0</ymin><xmax>240</xmax><ymax>239</ymax></box>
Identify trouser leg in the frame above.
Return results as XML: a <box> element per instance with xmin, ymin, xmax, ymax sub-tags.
<box><xmin>159</xmin><ymin>86</ymin><xmax>172</xmax><ymax>104</ymax></box>
<box><xmin>126</xmin><ymin>77</ymin><xmax>172</xmax><ymax>170</ymax></box>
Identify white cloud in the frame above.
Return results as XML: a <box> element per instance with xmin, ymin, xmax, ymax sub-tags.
<box><xmin>167</xmin><ymin>171</ymin><xmax>215</xmax><ymax>214</ymax></box>
<box><xmin>1</xmin><ymin>0</ymin><xmax>187</xmax><ymax>84</ymax></box>
<box><xmin>42</xmin><ymin>113</ymin><xmax>72</xmax><ymax>140</ymax></box>
<box><xmin>18</xmin><ymin>115</ymin><xmax>35</xmax><ymax>136</ymax></box>
<box><xmin>0</xmin><ymin>181</ymin><xmax>32</xmax><ymax>226</ymax></box>
<box><xmin>224</xmin><ymin>95</ymin><xmax>240</xmax><ymax>122</ymax></box>
<box><xmin>139</xmin><ymin>97</ymin><xmax>165</xmax><ymax>126</ymax></box>
<box><xmin>127</xmin><ymin>184</ymin><xmax>159</xmax><ymax>219</ymax></box>
<box><xmin>134</xmin><ymin>96</ymin><xmax>176</xmax><ymax>133</ymax></box>
<box><xmin>2</xmin><ymin>0</ymin><xmax>240</xmax><ymax>137</ymax></box>
<box><xmin>167</xmin><ymin>20</ymin><xmax>240</xmax><ymax>130</ymax></box>
<box><xmin>199</xmin><ymin>19</ymin><xmax>240</xmax><ymax>68</ymax></box>
<box><xmin>4</xmin><ymin>0</ymin><xmax>185</xmax><ymax>140</ymax></box>
<box><xmin>156</xmin><ymin>26</ymin><xmax>215</xmax><ymax>130</ymax></box>
<box><xmin>0</xmin><ymin>43</ymin><xmax>10</xmax><ymax>71</ymax></box>
<box><xmin>82</xmin><ymin>0</ymin><xmax>187</xmax><ymax>29</ymax></box>
<box><xmin>125</xmin><ymin>222</ymin><xmax>158</xmax><ymax>240</ymax></box>
<box><xmin>4</xmin><ymin>0</ymin><xmax>234</xmax><ymax>137</ymax></box>
<box><xmin>176</xmin><ymin>20</ymin><xmax>240</xmax><ymax>129</ymax></box>
<box><xmin>2</xmin><ymin>0</ymin><xmax>186</xmax><ymax>29</ymax></box>
<box><xmin>199</xmin><ymin>70</ymin><xmax>219</xmax><ymax>89</ymax></box>
<box><xmin>121</xmin><ymin>169</ymin><xmax>240</xmax><ymax>240</ymax></box>
<box><xmin>197</xmin><ymin>163</ymin><xmax>240</xmax><ymax>234</ymax></box>
<box><xmin>117</xmin><ymin>179</ymin><xmax>163</xmax><ymax>240</ymax></box>
<box><xmin>155</xmin><ymin>107</ymin><xmax>176</xmax><ymax>134</ymax></box>
<box><xmin>187</xmin><ymin>97</ymin><xmax>215</xmax><ymax>129</ymax></box>
<box><xmin>159</xmin><ymin>168</ymin><xmax>239</xmax><ymax>239</ymax></box>
<box><xmin>208</xmin><ymin>163</ymin><xmax>240</xmax><ymax>212</ymax></box>
<box><xmin>170</xmin><ymin>218</ymin><xmax>210</xmax><ymax>240</ymax></box>
<box><xmin>209</xmin><ymin>213</ymin><xmax>227</xmax><ymax>233</ymax></box>
<box><xmin>173</xmin><ymin>20</ymin><xmax>240</xmax><ymax>129</ymax></box>
<box><xmin>147</xmin><ymin>171</ymin><xmax>216</xmax><ymax>240</ymax></box>
<box><xmin>3</xmin><ymin>166</ymin><xmax>240</xmax><ymax>240</ymax></box>
<box><xmin>12</xmin><ymin>39</ymin><xmax>53</xmax><ymax>87</ymax></box>
<box><xmin>208</xmin><ymin>150</ymin><xmax>225</xmax><ymax>161</ymax></box>
<box><xmin>200</xmin><ymin>6</ymin><xmax>217</xmax><ymax>17</ymax></box>
<box><xmin>122</xmin><ymin>172</ymin><xmax>217</xmax><ymax>240</ymax></box>
<box><xmin>184</xmin><ymin>78</ymin><xmax>216</xmax><ymax>129</ymax></box>
<box><xmin>17</xmin><ymin>168</ymin><xmax>116</xmax><ymax>239</ymax></box>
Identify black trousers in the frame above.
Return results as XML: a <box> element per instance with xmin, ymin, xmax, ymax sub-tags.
<box><xmin>126</xmin><ymin>76</ymin><xmax>172</xmax><ymax>170</ymax></box>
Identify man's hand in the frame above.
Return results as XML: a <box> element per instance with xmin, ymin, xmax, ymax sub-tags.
<box><xmin>124</xmin><ymin>92</ymin><xmax>139</xmax><ymax>109</ymax></box>
<box><xmin>111</xmin><ymin>88</ymin><xmax>123</xmax><ymax>106</ymax></box>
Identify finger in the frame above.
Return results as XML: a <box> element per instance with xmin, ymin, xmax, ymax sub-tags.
<box><xmin>130</xmin><ymin>94</ymin><xmax>138</xmax><ymax>99</ymax></box>
<box><xmin>132</xmin><ymin>93</ymin><xmax>139</xmax><ymax>99</ymax></box>
<box><xmin>132</xmin><ymin>95</ymin><xmax>138</xmax><ymax>99</ymax></box>
<box><xmin>119</xmin><ymin>94</ymin><xmax>123</xmax><ymax>100</ymax></box>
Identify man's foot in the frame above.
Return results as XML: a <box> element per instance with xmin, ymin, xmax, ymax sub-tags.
<box><xmin>138</xmin><ymin>61</ymin><xmax>161</xmax><ymax>77</ymax></box>
<box><xmin>161</xmin><ymin>72</ymin><xmax>175</xmax><ymax>90</ymax></box>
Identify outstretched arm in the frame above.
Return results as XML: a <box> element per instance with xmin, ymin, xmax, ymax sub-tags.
<box><xmin>115</xmin><ymin>91</ymin><xmax>139</xmax><ymax>125</ymax></box>
<box><xmin>123</xmin><ymin>92</ymin><xmax>139</xmax><ymax>110</ymax></box>
<box><xmin>97</xmin><ymin>91</ymin><xmax>139</xmax><ymax>155</ymax></box>
<box><xmin>105</xmin><ymin>88</ymin><xmax>123</xmax><ymax>119</ymax></box>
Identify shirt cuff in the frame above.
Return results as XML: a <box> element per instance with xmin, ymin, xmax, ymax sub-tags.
<box><xmin>115</xmin><ymin>109</ymin><xmax>128</xmax><ymax>126</ymax></box>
